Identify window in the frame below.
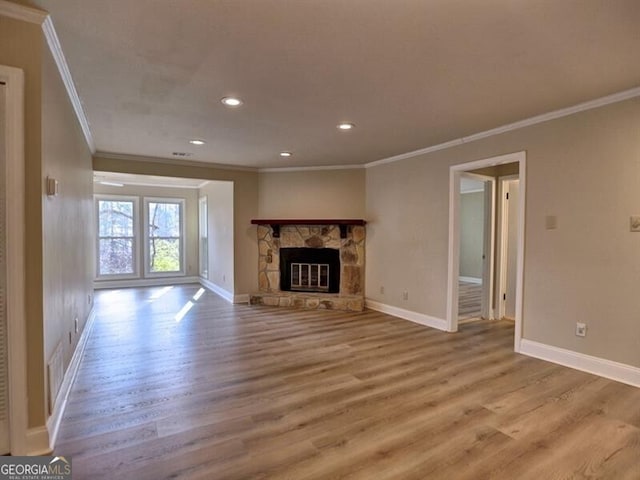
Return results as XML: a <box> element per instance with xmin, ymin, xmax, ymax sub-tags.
<box><xmin>198</xmin><ymin>196</ymin><xmax>208</xmax><ymax>278</ymax></box>
<box><xmin>96</xmin><ymin>196</ymin><xmax>138</xmax><ymax>277</ymax></box>
<box><xmin>145</xmin><ymin>198</ymin><xmax>185</xmax><ymax>276</ymax></box>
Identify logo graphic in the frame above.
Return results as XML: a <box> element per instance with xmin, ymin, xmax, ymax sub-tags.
<box><xmin>0</xmin><ymin>456</ymin><xmax>72</xmax><ymax>480</ymax></box>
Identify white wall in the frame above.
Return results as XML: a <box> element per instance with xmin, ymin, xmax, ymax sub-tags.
<box><xmin>199</xmin><ymin>181</ymin><xmax>234</xmax><ymax>297</ymax></box>
<box><xmin>459</xmin><ymin>191</ymin><xmax>484</xmax><ymax>279</ymax></box>
<box><xmin>258</xmin><ymin>169</ymin><xmax>365</xmax><ymax>218</ymax></box>
<box><xmin>366</xmin><ymin>97</ymin><xmax>640</xmax><ymax>368</ymax></box>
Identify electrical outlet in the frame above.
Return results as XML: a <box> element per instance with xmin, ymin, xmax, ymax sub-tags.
<box><xmin>575</xmin><ymin>322</ymin><xmax>587</xmax><ymax>337</ymax></box>
<box><xmin>74</xmin><ymin>317</ymin><xmax>79</xmax><ymax>333</ymax></box>
<box><xmin>402</xmin><ymin>291</ymin><xmax>409</xmax><ymax>301</ymax></box>
<box><xmin>380</xmin><ymin>286</ymin><xmax>385</xmax><ymax>294</ymax></box>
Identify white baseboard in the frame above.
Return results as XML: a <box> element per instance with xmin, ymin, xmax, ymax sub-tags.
<box><xmin>365</xmin><ymin>299</ymin><xmax>448</xmax><ymax>331</ymax></box>
<box><xmin>459</xmin><ymin>276</ymin><xmax>482</xmax><ymax>284</ymax></box>
<box><xmin>199</xmin><ymin>278</ymin><xmax>234</xmax><ymax>303</ymax></box>
<box><xmin>46</xmin><ymin>306</ymin><xmax>97</xmax><ymax>450</ymax></box>
<box><xmin>94</xmin><ymin>276</ymin><xmax>201</xmax><ymax>289</ymax></box>
<box><xmin>520</xmin><ymin>339</ymin><xmax>640</xmax><ymax>388</ymax></box>
<box><xmin>234</xmin><ymin>293</ymin><xmax>249</xmax><ymax>304</ymax></box>
<box><xmin>26</xmin><ymin>426</ymin><xmax>51</xmax><ymax>456</ymax></box>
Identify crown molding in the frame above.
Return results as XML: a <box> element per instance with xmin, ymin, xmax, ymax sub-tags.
<box><xmin>94</xmin><ymin>151</ymin><xmax>368</xmax><ymax>174</ymax></box>
<box><xmin>258</xmin><ymin>164</ymin><xmax>364</xmax><ymax>173</ymax></box>
<box><xmin>365</xmin><ymin>86</ymin><xmax>640</xmax><ymax>169</ymax></box>
<box><xmin>0</xmin><ymin>0</ymin><xmax>47</xmax><ymax>24</ymax></box>
<box><xmin>42</xmin><ymin>17</ymin><xmax>96</xmax><ymax>153</ymax></box>
<box><xmin>94</xmin><ymin>151</ymin><xmax>258</xmax><ymax>172</ymax></box>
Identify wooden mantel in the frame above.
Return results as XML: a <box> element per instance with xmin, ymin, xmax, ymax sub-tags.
<box><xmin>251</xmin><ymin>219</ymin><xmax>366</xmax><ymax>239</ymax></box>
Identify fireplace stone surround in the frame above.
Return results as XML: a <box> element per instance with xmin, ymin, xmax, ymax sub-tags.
<box><xmin>249</xmin><ymin>220</ymin><xmax>366</xmax><ymax>311</ymax></box>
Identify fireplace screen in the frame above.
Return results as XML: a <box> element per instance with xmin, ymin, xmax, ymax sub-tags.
<box><xmin>291</xmin><ymin>263</ymin><xmax>330</xmax><ymax>292</ymax></box>
<box><xmin>280</xmin><ymin>247</ymin><xmax>340</xmax><ymax>293</ymax></box>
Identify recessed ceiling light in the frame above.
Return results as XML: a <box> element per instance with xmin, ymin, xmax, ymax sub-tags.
<box><xmin>279</xmin><ymin>152</ymin><xmax>292</xmax><ymax>157</ymax></box>
<box><xmin>221</xmin><ymin>96</ymin><xmax>243</xmax><ymax>107</ymax></box>
<box><xmin>189</xmin><ymin>139</ymin><xmax>205</xmax><ymax>145</ymax></box>
<box><xmin>337</xmin><ymin>122</ymin><xmax>355</xmax><ymax>131</ymax></box>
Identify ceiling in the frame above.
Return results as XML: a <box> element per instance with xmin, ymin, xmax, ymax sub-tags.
<box><xmin>31</xmin><ymin>0</ymin><xmax>640</xmax><ymax>169</ymax></box>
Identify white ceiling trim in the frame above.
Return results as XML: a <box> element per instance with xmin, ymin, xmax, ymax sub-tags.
<box><xmin>94</xmin><ymin>151</ymin><xmax>258</xmax><ymax>172</ymax></box>
<box><xmin>0</xmin><ymin>0</ymin><xmax>47</xmax><ymax>24</ymax></box>
<box><xmin>42</xmin><ymin>17</ymin><xmax>96</xmax><ymax>153</ymax></box>
<box><xmin>365</xmin><ymin>86</ymin><xmax>640</xmax><ymax>169</ymax></box>
<box><xmin>0</xmin><ymin>2</ymin><xmax>95</xmax><ymax>153</ymax></box>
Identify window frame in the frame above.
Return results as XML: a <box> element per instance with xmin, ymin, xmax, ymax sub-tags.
<box><xmin>95</xmin><ymin>194</ymin><xmax>140</xmax><ymax>280</ymax></box>
<box><xmin>143</xmin><ymin>197</ymin><xmax>186</xmax><ymax>278</ymax></box>
<box><xmin>198</xmin><ymin>195</ymin><xmax>208</xmax><ymax>278</ymax></box>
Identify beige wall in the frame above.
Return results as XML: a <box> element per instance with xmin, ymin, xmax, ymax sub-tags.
<box><xmin>199</xmin><ymin>181</ymin><xmax>234</xmax><ymax>294</ymax></box>
<box><xmin>0</xmin><ymin>14</ymin><xmax>46</xmax><ymax>427</ymax></box>
<box><xmin>41</xmin><ymin>40</ymin><xmax>95</xmax><ymax>421</ymax></box>
<box><xmin>367</xmin><ymin>97</ymin><xmax>640</xmax><ymax>368</ymax></box>
<box><xmin>459</xmin><ymin>191</ymin><xmax>484</xmax><ymax>279</ymax></box>
<box><xmin>93</xmin><ymin>183</ymin><xmax>200</xmax><ymax>278</ymax></box>
<box><xmin>258</xmin><ymin>169</ymin><xmax>365</xmax><ymax>218</ymax></box>
<box><xmin>93</xmin><ymin>157</ymin><xmax>260</xmax><ymax>295</ymax></box>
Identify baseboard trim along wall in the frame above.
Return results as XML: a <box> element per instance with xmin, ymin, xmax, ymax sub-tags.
<box><xmin>459</xmin><ymin>276</ymin><xmax>482</xmax><ymax>285</ymax></box>
<box><xmin>94</xmin><ymin>276</ymin><xmax>201</xmax><ymax>289</ymax></box>
<box><xmin>365</xmin><ymin>299</ymin><xmax>448</xmax><ymax>331</ymax></box>
<box><xmin>199</xmin><ymin>278</ymin><xmax>234</xmax><ymax>303</ymax></box>
<box><xmin>234</xmin><ymin>294</ymin><xmax>250</xmax><ymax>304</ymax></box>
<box><xmin>46</xmin><ymin>307</ymin><xmax>97</xmax><ymax>450</ymax></box>
<box><xmin>520</xmin><ymin>339</ymin><xmax>640</xmax><ymax>388</ymax></box>
<box><xmin>25</xmin><ymin>427</ymin><xmax>51</xmax><ymax>456</ymax></box>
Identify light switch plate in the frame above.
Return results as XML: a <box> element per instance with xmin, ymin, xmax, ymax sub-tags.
<box><xmin>630</xmin><ymin>216</ymin><xmax>640</xmax><ymax>232</ymax></box>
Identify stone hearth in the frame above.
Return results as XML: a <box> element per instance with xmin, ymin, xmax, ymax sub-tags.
<box><xmin>250</xmin><ymin>223</ymin><xmax>365</xmax><ymax>311</ymax></box>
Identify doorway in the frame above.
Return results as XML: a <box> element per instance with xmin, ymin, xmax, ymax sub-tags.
<box><xmin>457</xmin><ymin>173</ymin><xmax>495</xmax><ymax>323</ymax></box>
<box><xmin>0</xmin><ymin>64</ymin><xmax>27</xmax><ymax>455</ymax></box>
<box><xmin>497</xmin><ymin>176</ymin><xmax>520</xmax><ymax>320</ymax></box>
<box><xmin>0</xmin><ymin>77</ymin><xmax>9</xmax><ymax>454</ymax></box>
<box><xmin>446</xmin><ymin>151</ymin><xmax>526</xmax><ymax>352</ymax></box>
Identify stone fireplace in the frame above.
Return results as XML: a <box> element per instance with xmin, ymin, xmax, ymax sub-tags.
<box><xmin>249</xmin><ymin>220</ymin><xmax>366</xmax><ymax>311</ymax></box>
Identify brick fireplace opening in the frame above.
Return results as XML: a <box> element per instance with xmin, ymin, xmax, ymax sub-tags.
<box><xmin>249</xmin><ymin>220</ymin><xmax>366</xmax><ymax>311</ymax></box>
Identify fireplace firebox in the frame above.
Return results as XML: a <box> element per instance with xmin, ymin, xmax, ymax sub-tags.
<box><xmin>280</xmin><ymin>248</ymin><xmax>340</xmax><ymax>293</ymax></box>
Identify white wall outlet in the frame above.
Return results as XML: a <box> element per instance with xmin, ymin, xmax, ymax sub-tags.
<box><xmin>380</xmin><ymin>286</ymin><xmax>385</xmax><ymax>294</ymax></box>
<box><xmin>575</xmin><ymin>322</ymin><xmax>587</xmax><ymax>337</ymax></box>
<box><xmin>74</xmin><ymin>317</ymin><xmax>79</xmax><ymax>333</ymax></box>
<box><xmin>630</xmin><ymin>216</ymin><xmax>640</xmax><ymax>232</ymax></box>
<box><xmin>402</xmin><ymin>291</ymin><xmax>409</xmax><ymax>301</ymax></box>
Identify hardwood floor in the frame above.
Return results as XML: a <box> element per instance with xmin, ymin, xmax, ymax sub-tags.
<box><xmin>55</xmin><ymin>285</ymin><xmax>640</xmax><ymax>479</ymax></box>
<box><xmin>458</xmin><ymin>280</ymin><xmax>482</xmax><ymax>320</ymax></box>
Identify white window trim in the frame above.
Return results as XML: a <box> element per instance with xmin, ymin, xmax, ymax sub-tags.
<box><xmin>95</xmin><ymin>194</ymin><xmax>140</xmax><ymax>280</ymax></box>
<box><xmin>143</xmin><ymin>197</ymin><xmax>186</xmax><ymax>278</ymax></box>
<box><xmin>198</xmin><ymin>195</ymin><xmax>208</xmax><ymax>279</ymax></box>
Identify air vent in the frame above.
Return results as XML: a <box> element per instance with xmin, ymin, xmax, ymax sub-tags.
<box><xmin>172</xmin><ymin>152</ymin><xmax>193</xmax><ymax>157</ymax></box>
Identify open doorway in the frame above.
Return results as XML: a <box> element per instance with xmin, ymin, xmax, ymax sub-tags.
<box><xmin>446</xmin><ymin>151</ymin><xmax>526</xmax><ymax>352</ymax></box>
<box><xmin>497</xmin><ymin>176</ymin><xmax>520</xmax><ymax>321</ymax></box>
<box><xmin>458</xmin><ymin>174</ymin><xmax>495</xmax><ymax>323</ymax></box>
